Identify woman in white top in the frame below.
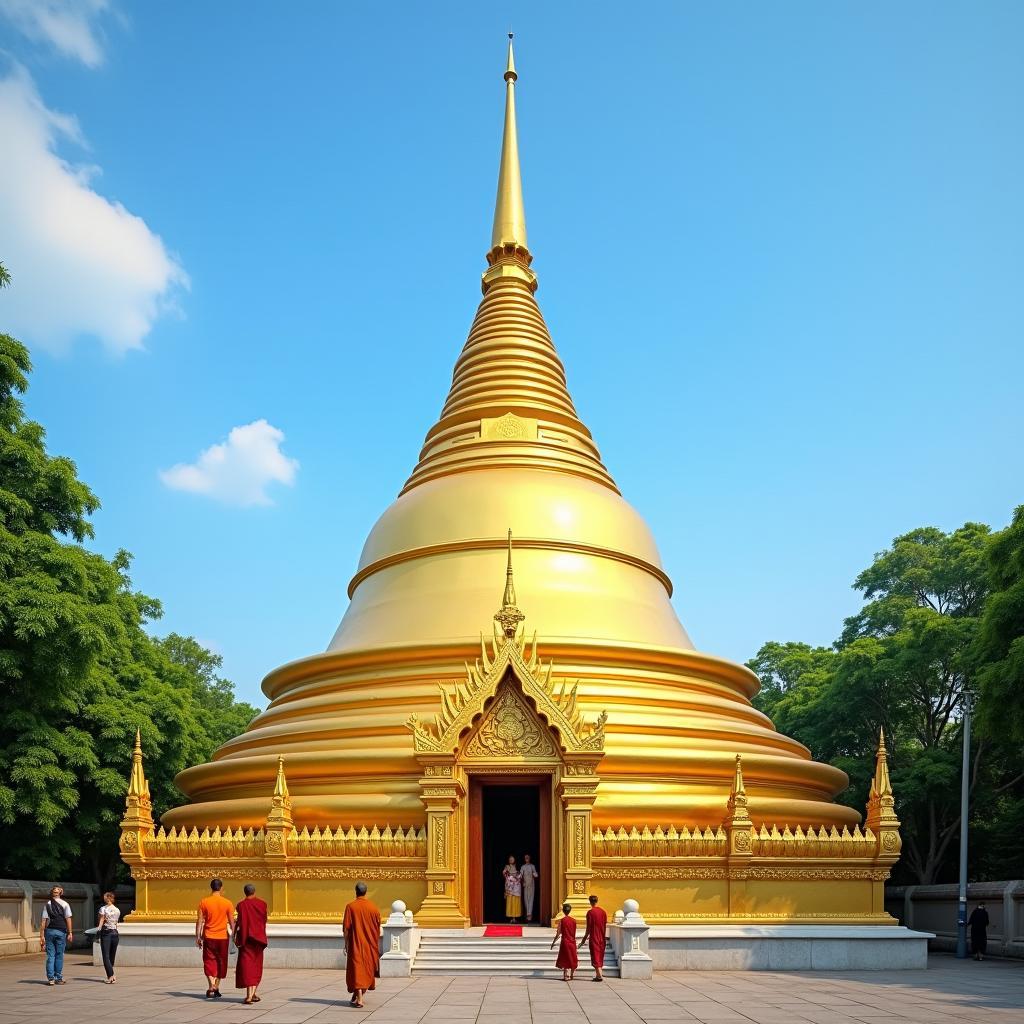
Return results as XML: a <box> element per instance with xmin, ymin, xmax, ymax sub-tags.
<box><xmin>97</xmin><ymin>892</ymin><xmax>121</xmax><ymax>983</ymax></box>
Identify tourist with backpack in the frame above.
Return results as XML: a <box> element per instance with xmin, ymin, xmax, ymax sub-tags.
<box><xmin>39</xmin><ymin>886</ymin><xmax>73</xmax><ymax>986</ymax></box>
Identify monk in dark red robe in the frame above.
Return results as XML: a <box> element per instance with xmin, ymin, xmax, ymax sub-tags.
<box><xmin>233</xmin><ymin>884</ymin><xmax>268</xmax><ymax>1004</ymax></box>
<box><xmin>551</xmin><ymin>902</ymin><xmax>578</xmax><ymax>981</ymax></box>
<box><xmin>343</xmin><ymin>883</ymin><xmax>381</xmax><ymax>1008</ymax></box>
<box><xmin>579</xmin><ymin>894</ymin><xmax>608</xmax><ymax>981</ymax></box>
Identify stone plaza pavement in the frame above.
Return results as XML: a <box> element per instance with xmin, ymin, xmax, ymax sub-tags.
<box><xmin>0</xmin><ymin>953</ymin><xmax>1020</xmax><ymax>1024</ymax></box>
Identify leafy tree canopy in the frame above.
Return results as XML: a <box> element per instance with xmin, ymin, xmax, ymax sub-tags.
<box><xmin>974</xmin><ymin>506</ymin><xmax>1024</xmax><ymax>744</ymax></box>
<box><xmin>748</xmin><ymin>521</ymin><xmax>1020</xmax><ymax>884</ymax></box>
<box><xmin>0</xmin><ymin>303</ymin><xmax>257</xmax><ymax>886</ymax></box>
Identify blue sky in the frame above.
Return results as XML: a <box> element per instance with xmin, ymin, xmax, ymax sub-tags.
<box><xmin>1</xmin><ymin>2</ymin><xmax>1021</xmax><ymax>708</ymax></box>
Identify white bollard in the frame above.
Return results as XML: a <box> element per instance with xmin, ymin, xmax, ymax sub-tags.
<box><xmin>379</xmin><ymin>900</ymin><xmax>420</xmax><ymax>978</ymax></box>
<box><xmin>610</xmin><ymin>898</ymin><xmax>653</xmax><ymax>979</ymax></box>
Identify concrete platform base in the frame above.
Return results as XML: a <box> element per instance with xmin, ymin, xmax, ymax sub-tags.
<box><xmin>648</xmin><ymin>925</ymin><xmax>933</xmax><ymax>970</ymax></box>
<box><xmin>104</xmin><ymin>922</ymin><xmax>932</xmax><ymax>972</ymax></box>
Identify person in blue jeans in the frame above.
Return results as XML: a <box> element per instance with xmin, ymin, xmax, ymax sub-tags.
<box><xmin>39</xmin><ymin>886</ymin><xmax>73</xmax><ymax>985</ymax></box>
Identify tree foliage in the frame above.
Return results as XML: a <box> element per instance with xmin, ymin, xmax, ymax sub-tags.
<box><xmin>750</xmin><ymin>520</ymin><xmax>1024</xmax><ymax>884</ymax></box>
<box><xmin>974</xmin><ymin>507</ymin><xmax>1024</xmax><ymax>744</ymax></box>
<box><xmin>0</xmin><ymin>314</ymin><xmax>257</xmax><ymax>886</ymax></box>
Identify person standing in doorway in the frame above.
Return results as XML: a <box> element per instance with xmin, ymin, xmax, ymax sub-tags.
<box><xmin>551</xmin><ymin>902</ymin><xmax>578</xmax><ymax>981</ymax></box>
<box><xmin>342</xmin><ymin>881</ymin><xmax>381</xmax><ymax>1009</ymax></box>
<box><xmin>969</xmin><ymin>901</ymin><xmax>990</xmax><ymax>961</ymax></box>
<box><xmin>195</xmin><ymin>878</ymin><xmax>235</xmax><ymax>998</ymax></box>
<box><xmin>96</xmin><ymin>892</ymin><xmax>121</xmax><ymax>984</ymax></box>
<box><xmin>578</xmin><ymin>894</ymin><xmax>607</xmax><ymax>981</ymax></box>
<box><xmin>39</xmin><ymin>886</ymin><xmax>73</xmax><ymax>986</ymax></box>
<box><xmin>519</xmin><ymin>854</ymin><xmax>539</xmax><ymax>923</ymax></box>
<box><xmin>503</xmin><ymin>855</ymin><xmax>522</xmax><ymax>923</ymax></box>
<box><xmin>233</xmin><ymin>884</ymin><xmax>268</xmax><ymax>1004</ymax></box>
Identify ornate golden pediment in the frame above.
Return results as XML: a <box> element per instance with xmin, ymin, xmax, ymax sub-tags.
<box><xmin>462</xmin><ymin>681</ymin><xmax>559</xmax><ymax>761</ymax></box>
<box><xmin>406</xmin><ymin>532</ymin><xmax>607</xmax><ymax>758</ymax></box>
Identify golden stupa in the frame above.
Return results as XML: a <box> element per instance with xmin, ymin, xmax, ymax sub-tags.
<box><xmin>121</xmin><ymin>39</ymin><xmax>901</xmax><ymax>928</ymax></box>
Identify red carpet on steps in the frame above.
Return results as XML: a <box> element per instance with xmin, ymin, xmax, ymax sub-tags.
<box><xmin>483</xmin><ymin>925</ymin><xmax>522</xmax><ymax>937</ymax></box>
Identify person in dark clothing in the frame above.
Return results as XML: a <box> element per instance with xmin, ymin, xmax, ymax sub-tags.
<box><xmin>968</xmin><ymin>901</ymin><xmax>990</xmax><ymax>960</ymax></box>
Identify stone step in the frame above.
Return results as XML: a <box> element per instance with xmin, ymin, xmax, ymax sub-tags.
<box><xmin>411</xmin><ymin>933</ymin><xmax>618</xmax><ymax>976</ymax></box>
<box><xmin>413</xmin><ymin>965</ymin><xmax>620</xmax><ymax>977</ymax></box>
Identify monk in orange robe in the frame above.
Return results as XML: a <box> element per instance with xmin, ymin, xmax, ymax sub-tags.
<box><xmin>550</xmin><ymin>902</ymin><xmax>578</xmax><ymax>981</ymax></box>
<box><xmin>578</xmin><ymin>894</ymin><xmax>607</xmax><ymax>981</ymax></box>
<box><xmin>233</xmin><ymin>884</ymin><xmax>268</xmax><ymax>1004</ymax></box>
<box><xmin>342</xmin><ymin>882</ymin><xmax>381</xmax><ymax>1008</ymax></box>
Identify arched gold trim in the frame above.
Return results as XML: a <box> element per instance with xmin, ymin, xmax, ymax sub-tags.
<box><xmin>348</xmin><ymin>535</ymin><xmax>674</xmax><ymax>598</ymax></box>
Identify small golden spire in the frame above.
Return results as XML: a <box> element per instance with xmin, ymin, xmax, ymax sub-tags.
<box><xmin>866</xmin><ymin>726</ymin><xmax>899</xmax><ymax>835</ymax></box>
<box><xmin>121</xmin><ymin>728</ymin><xmax>154</xmax><ymax>829</ymax></box>
<box><xmin>274</xmin><ymin>755</ymin><xmax>290</xmax><ymax>802</ymax></box>
<box><xmin>495</xmin><ymin>529</ymin><xmax>526</xmax><ymax>637</ymax></box>
<box><xmin>874</xmin><ymin>727</ymin><xmax>893</xmax><ymax>798</ymax></box>
<box><xmin>128</xmin><ymin>729</ymin><xmax>146</xmax><ymax>799</ymax></box>
<box><xmin>502</xmin><ymin>528</ymin><xmax>517</xmax><ymax>607</ymax></box>
<box><xmin>266</xmin><ymin>755</ymin><xmax>293</xmax><ymax>832</ymax></box>
<box><xmin>491</xmin><ymin>33</ymin><xmax>528</xmax><ymax>251</ymax></box>
<box><xmin>726</xmin><ymin>754</ymin><xmax>750</xmax><ymax>819</ymax></box>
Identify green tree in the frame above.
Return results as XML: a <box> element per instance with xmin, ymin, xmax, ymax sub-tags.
<box><xmin>0</xmin><ymin>271</ymin><xmax>257</xmax><ymax>886</ymax></box>
<box><xmin>974</xmin><ymin>506</ymin><xmax>1024</xmax><ymax>744</ymax></box>
<box><xmin>749</xmin><ymin>523</ymin><xmax>992</xmax><ymax>884</ymax></box>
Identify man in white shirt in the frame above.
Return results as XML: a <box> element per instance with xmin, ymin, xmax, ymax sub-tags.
<box><xmin>39</xmin><ymin>886</ymin><xmax>73</xmax><ymax>985</ymax></box>
<box><xmin>519</xmin><ymin>854</ymin><xmax>539</xmax><ymax>923</ymax></box>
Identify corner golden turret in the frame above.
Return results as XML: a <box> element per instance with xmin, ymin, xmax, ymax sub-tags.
<box><xmin>866</xmin><ymin>728</ymin><xmax>902</xmax><ymax>860</ymax></box>
<box><xmin>139</xmin><ymin>40</ymin><xmax>902</xmax><ymax>928</ymax></box>
<box><xmin>121</xmin><ymin>730</ymin><xmax>153</xmax><ymax>833</ymax></box>
<box><xmin>266</xmin><ymin>756</ymin><xmax>293</xmax><ymax>832</ymax></box>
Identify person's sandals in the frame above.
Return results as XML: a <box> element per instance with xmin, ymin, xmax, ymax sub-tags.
<box><xmin>213</xmin><ymin>989</ymin><xmax>223</xmax><ymax>998</ymax></box>
<box><xmin>206</xmin><ymin>989</ymin><xmax>215</xmax><ymax>998</ymax></box>
<box><xmin>244</xmin><ymin>998</ymin><xmax>254</xmax><ymax>1005</ymax></box>
<box><xmin>47</xmin><ymin>980</ymin><xmax>55</xmax><ymax>987</ymax></box>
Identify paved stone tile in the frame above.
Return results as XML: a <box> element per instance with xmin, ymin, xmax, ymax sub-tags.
<box><xmin>3</xmin><ymin>952</ymin><xmax>1024</xmax><ymax>1024</ymax></box>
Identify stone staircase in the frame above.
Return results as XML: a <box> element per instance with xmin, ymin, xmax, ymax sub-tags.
<box><xmin>411</xmin><ymin>929</ymin><xmax>619</xmax><ymax>977</ymax></box>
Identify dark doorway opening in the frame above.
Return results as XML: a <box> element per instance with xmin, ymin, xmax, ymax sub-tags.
<box><xmin>482</xmin><ymin>784</ymin><xmax>540</xmax><ymax>924</ymax></box>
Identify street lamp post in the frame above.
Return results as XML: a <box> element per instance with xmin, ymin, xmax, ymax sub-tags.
<box><xmin>955</xmin><ymin>689</ymin><xmax>974</xmax><ymax>959</ymax></box>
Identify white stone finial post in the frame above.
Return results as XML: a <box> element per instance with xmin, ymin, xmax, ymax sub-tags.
<box><xmin>609</xmin><ymin>898</ymin><xmax>653</xmax><ymax>979</ymax></box>
<box><xmin>380</xmin><ymin>899</ymin><xmax>420</xmax><ymax>977</ymax></box>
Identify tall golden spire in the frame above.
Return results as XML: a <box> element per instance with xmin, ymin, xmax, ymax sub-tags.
<box><xmin>491</xmin><ymin>34</ymin><xmax>527</xmax><ymax>251</ymax></box>
<box><xmin>401</xmin><ymin>36</ymin><xmax>616</xmax><ymax>496</ymax></box>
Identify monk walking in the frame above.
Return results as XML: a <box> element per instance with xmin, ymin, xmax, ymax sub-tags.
<box><xmin>233</xmin><ymin>884</ymin><xmax>268</xmax><ymax>1004</ymax></box>
<box><xmin>195</xmin><ymin>878</ymin><xmax>235</xmax><ymax>999</ymax></box>
<box><xmin>578</xmin><ymin>894</ymin><xmax>607</xmax><ymax>981</ymax></box>
<box><xmin>343</xmin><ymin>881</ymin><xmax>381</xmax><ymax>1008</ymax></box>
<box><xmin>550</xmin><ymin>902</ymin><xmax>578</xmax><ymax>981</ymax></box>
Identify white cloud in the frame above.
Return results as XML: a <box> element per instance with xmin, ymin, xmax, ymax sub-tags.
<box><xmin>0</xmin><ymin>66</ymin><xmax>187</xmax><ymax>354</ymax></box>
<box><xmin>0</xmin><ymin>0</ymin><xmax>112</xmax><ymax>68</ymax></box>
<box><xmin>160</xmin><ymin>421</ymin><xmax>300</xmax><ymax>507</ymax></box>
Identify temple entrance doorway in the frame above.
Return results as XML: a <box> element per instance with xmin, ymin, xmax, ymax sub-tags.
<box><xmin>468</xmin><ymin>774</ymin><xmax>551</xmax><ymax>926</ymax></box>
